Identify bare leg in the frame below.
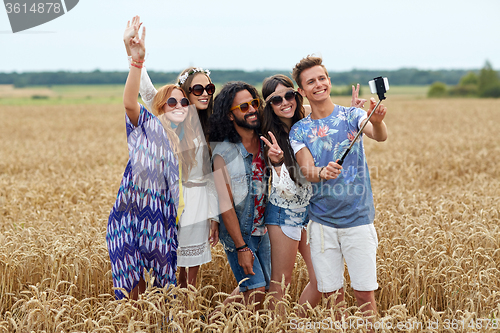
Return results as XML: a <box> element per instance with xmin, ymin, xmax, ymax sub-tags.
<box><xmin>242</xmin><ymin>287</ymin><xmax>266</xmax><ymax>309</ymax></box>
<box><xmin>353</xmin><ymin>290</ymin><xmax>377</xmax><ymax>333</ymax></box>
<box><xmin>187</xmin><ymin>265</ymin><xmax>200</xmax><ymax>288</ymax></box>
<box><xmin>129</xmin><ymin>276</ymin><xmax>146</xmax><ymax>300</ymax></box>
<box><xmin>297</xmin><ymin>229</ymin><xmax>322</xmax><ymax>316</ymax></box>
<box><xmin>222</xmin><ymin>286</ymin><xmax>242</xmax><ymax>305</ymax></box>
<box><xmin>222</xmin><ymin>286</ymin><xmax>266</xmax><ymax>307</ymax></box>
<box><xmin>353</xmin><ymin>290</ymin><xmax>377</xmax><ymax>318</ymax></box>
<box><xmin>209</xmin><ymin>286</ymin><xmax>240</xmax><ymax>323</ymax></box>
<box><xmin>325</xmin><ymin>288</ymin><xmax>345</xmax><ymax>321</ymax></box>
<box><xmin>178</xmin><ymin>267</ymin><xmax>187</xmax><ymax>289</ymax></box>
<box><xmin>267</xmin><ymin>225</ymin><xmax>299</xmax><ymax>313</ymax></box>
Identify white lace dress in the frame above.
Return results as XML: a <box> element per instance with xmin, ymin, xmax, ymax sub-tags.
<box><xmin>129</xmin><ymin>57</ymin><xmax>218</xmax><ymax>266</ymax></box>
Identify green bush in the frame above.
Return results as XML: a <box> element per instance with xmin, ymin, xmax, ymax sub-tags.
<box><xmin>448</xmin><ymin>84</ymin><xmax>478</xmax><ymax>97</ymax></box>
<box><xmin>459</xmin><ymin>72</ymin><xmax>479</xmax><ymax>86</ymax></box>
<box><xmin>479</xmin><ymin>82</ymin><xmax>500</xmax><ymax>98</ymax></box>
<box><xmin>427</xmin><ymin>82</ymin><xmax>448</xmax><ymax>98</ymax></box>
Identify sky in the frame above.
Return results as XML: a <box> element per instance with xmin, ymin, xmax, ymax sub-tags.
<box><xmin>1</xmin><ymin>0</ymin><xmax>500</xmax><ymax>73</ymax></box>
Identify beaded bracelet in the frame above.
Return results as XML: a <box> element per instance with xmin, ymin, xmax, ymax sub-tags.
<box><xmin>131</xmin><ymin>58</ymin><xmax>145</xmax><ymax>63</ymax></box>
<box><xmin>237</xmin><ymin>246</ymin><xmax>255</xmax><ymax>259</ymax></box>
<box><xmin>130</xmin><ymin>63</ymin><xmax>143</xmax><ymax>69</ymax></box>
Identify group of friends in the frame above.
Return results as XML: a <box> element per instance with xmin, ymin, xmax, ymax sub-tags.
<box><xmin>106</xmin><ymin>16</ymin><xmax>388</xmax><ymax>320</ymax></box>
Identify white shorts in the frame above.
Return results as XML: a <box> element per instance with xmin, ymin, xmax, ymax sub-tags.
<box><xmin>308</xmin><ymin>221</ymin><xmax>378</xmax><ymax>292</ymax></box>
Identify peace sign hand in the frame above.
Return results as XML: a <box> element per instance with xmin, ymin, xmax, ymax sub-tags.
<box><xmin>260</xmin><ymin>131</ymin><xmax>284</xmax><ymax>165</ymax></box>
<box><xmin>351</xmin><ymin>83</ymin><xmax>367</xmax><ymax>108</ymax></box>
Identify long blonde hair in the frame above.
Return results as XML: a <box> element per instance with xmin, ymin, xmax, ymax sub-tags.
<box><xmin>152</xmin><ymin>85</ymin><xmax>198</xmax><ymax>181</ymax></box>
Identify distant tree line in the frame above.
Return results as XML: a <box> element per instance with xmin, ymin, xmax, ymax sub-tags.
<box><xmin>428</xmin><ymin>61</ymin><xmax>500</xmax><ymax>98</ymax></box>
<box><xmin>0</xmin><ymin>68</ymin><xmax>477</xmax><ymax>88</ymax></box>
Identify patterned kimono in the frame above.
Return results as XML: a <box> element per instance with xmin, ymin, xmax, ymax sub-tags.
<box><xmin>106</xmin><ymin>104</ymin><xmax>179</xmax><ymax>299</ymax></box>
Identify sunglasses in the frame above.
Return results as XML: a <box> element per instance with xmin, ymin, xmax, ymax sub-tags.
<box><xmin>230</xmin><ymin>98</ymin><xmax>260</xmax><ymax>113</ymax></box>
<box><xmin>189</xmin><ymin>83</ymin><xmax>216</xmax><ymax>96</ymax></box>
<box><xmin>269</xmin><ymin>90</ymin><xmax>297</xmax><ymax>106</ymax></box>
<box><xmin>166</xmin><ymin>97</ymin><xmax>189</xmax><ymax>108</ymax></box>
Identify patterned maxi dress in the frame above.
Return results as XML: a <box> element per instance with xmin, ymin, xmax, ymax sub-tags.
<box><xmin>106</xmin><ymin>104</ymin><xmax>180</xmax><ymax>299</ymax></box>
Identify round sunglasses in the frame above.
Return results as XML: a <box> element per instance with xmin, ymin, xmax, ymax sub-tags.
<box><xmin>166</xmin><ymin>97</ymin><xmax>189</xmax><ymax>108</ymax></box>
<box><xmin>269</xmin><ymin>90</ymin><xmax>297</xmax><ymax>106</ymax></box>
<box><xmin>189</xmin><ymin>83</ymin><xmax>216</xmax><ymax>96</ymax></box>
<box><xmin>230</xmin><ymin>98</ymin><xmax>260</xmax><ymax>113</ymax></box>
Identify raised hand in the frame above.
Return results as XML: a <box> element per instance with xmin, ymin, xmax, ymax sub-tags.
<box><xmin>124</xmin><ymin>16</ymin><xmax>140</xmax><ymax>44</ymax></box>
<box><xmin>351</xmin><ymin>83</ymin><xmax>367</xmax><ymax>108</ymax></box>
<box><xmin>260</xmin><ymin>131</ymin><xmax>284</xmax><ymax>165</ymax></box>
<box><xmin>128</xmin><ymin>18</ymin><xmax>146</xmax><ymax>62</ymax></box>
<box><xmin>367</xmin><ymin>97</ymin><xmax>387</xmax><ymax>124</ymax></box>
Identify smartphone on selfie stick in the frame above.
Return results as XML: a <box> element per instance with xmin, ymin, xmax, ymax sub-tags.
<box><xmin>337</xmin><ymin>77</ymin><xmax>389</xmax><ymax>166</ymax></box>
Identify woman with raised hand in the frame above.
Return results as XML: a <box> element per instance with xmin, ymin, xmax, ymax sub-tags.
<box><xmin>107</xmin><ymin>19</ymin><xmax>191</xmax><ymax>300</ymax></box>
<box><xmin>123</xmin><ymin>16</ymin><xmax>219</xmax><ymax>289</ymax></box>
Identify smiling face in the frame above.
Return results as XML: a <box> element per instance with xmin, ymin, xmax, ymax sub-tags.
<box><xmin>188</xmin><ymin>74</ymin><xmax>212</xmax><ymax>110</ymax></box>
<box><xmin>270</xmin><ymin>83</ymin><xmax>297</xmax><ymax>122</ymax></box>
<box><xmin>162</xmin><ymin>88</ymin><xmax>189</xmax><ymax>125</ymax></box>
<box><xmin>229</xmin><ymin>89</ymin><xmax>260</xmax><ymax>130</ymax></box>
<box><xmin>297</xmin><ymin>65</ymin><xmax>332</xmax><ymax>103</ymax></box>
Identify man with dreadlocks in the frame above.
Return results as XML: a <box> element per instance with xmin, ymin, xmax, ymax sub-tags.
<box><xmin>209</xmin><ymin>81</ymin><xmax>271</xmax><ymax>308</ymax></box>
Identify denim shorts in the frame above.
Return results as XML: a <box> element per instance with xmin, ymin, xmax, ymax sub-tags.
<box><xmin>264</xmin><ymin>202</ymin><xmax>309</xmax><ymax>228</ymax></box>
<box><xmin>224</xmin><ymin>233</ymin><xmax>271</xmax><ymax>292</ymax></box>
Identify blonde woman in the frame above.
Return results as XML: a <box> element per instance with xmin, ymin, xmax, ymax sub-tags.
<box><xmin>123</xmin><ymin>16</ymin><xmax>219</xmax><ymax>289</ymax></box>
<box><xmin>107</xmin><ymin>19</ymin><xmax>196</xmax><ymax>299</ymax></box>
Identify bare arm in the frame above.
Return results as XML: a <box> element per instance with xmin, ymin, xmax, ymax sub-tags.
<box><xmin>213</xmin><ymin>155</ymin><xmax>254</xmax><ymax>275</ymax></box>
<box><xmin>123</xmin><ymin>18</ymin><xmax>146</xmax><ymax>126</ymax></box>
<box><xmin>295</xmin><ymin>147</ymin><xmax>342</xmax><ymax>183</ymax></box>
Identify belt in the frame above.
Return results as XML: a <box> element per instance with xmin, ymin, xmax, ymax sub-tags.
<box><xmin>183</xmin><ymin>182</ymin><xmax>207</xmax><ymax>188</ymax></box>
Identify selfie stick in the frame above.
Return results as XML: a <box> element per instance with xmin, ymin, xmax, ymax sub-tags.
<box><xmin>337</xmin><ymin>76</ymin><xmax>389</xmax><ymax>166</ymax></box>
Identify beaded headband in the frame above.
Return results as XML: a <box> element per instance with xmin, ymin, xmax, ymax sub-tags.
<box><xmin>177</xmin><ymin>68</ymin><xmax>211</xmax><ymax>86</ymax></box>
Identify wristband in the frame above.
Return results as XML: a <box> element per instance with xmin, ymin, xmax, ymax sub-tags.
<box><xmin>130</xmin><ymin>63</ymin><xmax>143</xmax><ymax>69</ymax></box>
<box><xmin>131</xmin><ymin>58</ymin><xmax>145</xmax><ymax>63</ymax></box>
<box><xmin>235</xmin><ymin>244</ymin><xmax>248</xmax><ymax>251</ymax></box>
<box><xmin>318</xmin><ymin>166</ymin><xmax>326</xmax><ymax>181</ymax></box>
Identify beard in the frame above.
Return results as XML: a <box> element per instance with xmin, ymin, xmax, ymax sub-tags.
<box><xmin>233</xmin><ymin>111</ymin><xmax>260</xmax><ymax>130</ymax></box>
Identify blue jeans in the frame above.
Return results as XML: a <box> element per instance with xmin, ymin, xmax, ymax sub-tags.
<box><xmin>264</xmin><ymin>202</ymin><xmax>309</xmax><ymax>227</ymax></box>
<box><xmin>224</xmin><ymin>233</ymin><xmax>271</xmax><ymax>292</ymax></box>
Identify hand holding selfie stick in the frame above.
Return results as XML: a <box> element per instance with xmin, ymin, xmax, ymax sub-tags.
<box><xmin>337</xmin><ymin>77</ymin><xmax>389</xmax><ymax>166</ymax></box>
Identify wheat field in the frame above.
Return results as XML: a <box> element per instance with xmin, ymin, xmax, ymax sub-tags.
<box><xmin>0</xmin><ymin>96</ymin><xmax>499</xmax><ymax>332</ymax></box>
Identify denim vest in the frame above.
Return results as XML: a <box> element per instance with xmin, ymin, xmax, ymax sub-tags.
<box><xmin>212</xmin><ymin>139</ymin><xmax>268</xmax><ymax>252</ymax></box>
